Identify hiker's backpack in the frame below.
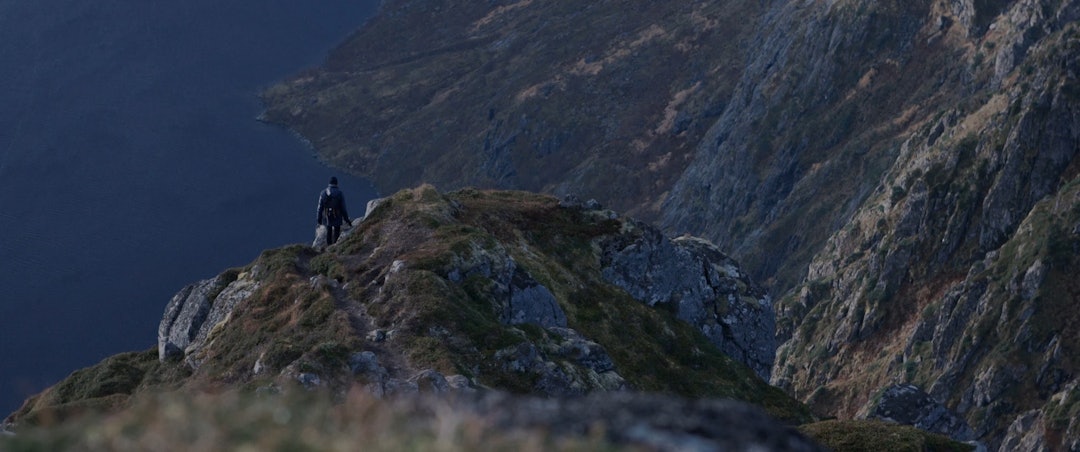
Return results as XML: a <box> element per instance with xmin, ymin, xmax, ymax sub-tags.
<box><xmin>323</xmin><ymin>189</ymin><xmax>341</xmax><ymax>222</ymax></box>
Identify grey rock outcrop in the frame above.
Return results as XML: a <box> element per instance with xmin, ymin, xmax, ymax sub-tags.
<box><xmin>362</xmin><ymin>197</ymin><xmax>386</xmax><ymax>220</ymax></box>
<box><xmin>349</xmin><ymin>349</ymin><xmax>476</xmax><ymax>398</ymax></box>
<box><xmin>867</xmin><ymin>384</ymin><xmax>976</xmax><ymax>442</ymax></box>
<box><xmin>998</xmin><ymin>410</ymin><xmax>1048</xmax><ymax>452</ymax></box>
<box><xmin>996</xmin><ymin>381</ymin><xmax>1080</xmax><ymax>452</ymax></box>
<box><xmin>444</xmin><ymin>242</ymin><xmax>567</xmax><ymax>329</ymax></box>
<box><xmin>598</xmin><ymin>220</ymin><xmax>775</xmax><ymax>380</ymax></box>
<box><xmin>158</xmin><ymin>271</ymin><xmax>258</xmax><ymax>367</ymax></box>
<box><xmin>546</xmin><ymin>327</ymin><xmax>617</xmax><ymax>375</ymax></box>
<box><xmin>409</xmin><ymin>370</ymin><xmax>450</xmax><ymax>394</ymax></box>
<box><xmin>505</xmin><ymin>269</ymin><xmax>566</xmax><ymax>328</ymax></box>
<box><xmin>494</xmin><ymin>326</ymin><xmax>626</xmax><ymax>397</ymax></box>
<box><xmin>349</xmin><ymin>351</ymin><xmax>387</xmax><ymax>379</ymax></box>
<box><xmin>158</xmin><ymin>276</ymin><xmax>222</xmax><ymax>361</ymax></box>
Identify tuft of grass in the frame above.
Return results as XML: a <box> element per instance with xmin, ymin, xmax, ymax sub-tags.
<box><xmin>253</xmin><ymin>244</ymin><xmax>315</xmax><ymax>276</ymax></box>
<box><xmin>195</xmin><ymin>276</ymin><xmax>356</xmax><ymax>383</ymax></box>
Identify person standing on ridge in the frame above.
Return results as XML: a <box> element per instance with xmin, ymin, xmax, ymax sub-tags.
<box><xmin>317</xmin><ymin>176</ymin><xmax>352</xmax><ymax>246</ymax></box>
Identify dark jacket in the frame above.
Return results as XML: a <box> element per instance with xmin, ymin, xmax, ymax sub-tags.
<box><xmin>316</xmin><ymin>185</ymin><xmax>350</xmax><ymax>227</ymax></box>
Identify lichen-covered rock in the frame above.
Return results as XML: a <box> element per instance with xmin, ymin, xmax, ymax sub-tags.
<box><xmin>996</xmin><ymin>382</ymin><xmax>1080</xmax><ymax>452</ymax></box>
<box><xmin>493</xmin><ymin>326</ymin><xmax>626</xmax><ymax>397</ymax></box>
<box><xmin>505</xmin><ymin>268</ymin><xmax>567</xmax><ymax>328</ymax></box>
<box><xmin>866</xmin><ymin>384</ymin><xmax>975</xmax><ymax>442</ymax></box>
<box><xmin>441</xmin><ymin>240</ymin><xmax>567</xmax><ymax>328</ymax></box>
<box><xmin>157</xmin><ymin>271</ymin><xmax>258</xmax><ymax>368</ymax></box>
<box><xmin>158</xmin><ymin>277</ymin><xmax>221</xmax><ymax>361</ymax></box>
<box><xmin>599</xmin><ymin>220</ymin><xmax>775</xmax><ymax>380</ymax></box>
<box><xmin>348</xmin><ymin>351</ymin><xmax>386</xmax><ymax>378</ymax></box>
<box><xmin>998</xmin><ymin>410</ymin><xmax>1047</xmax><ymax>452</ymax></box>
<box><xmin>409</xmin><ymin>370</ymin><xmax>450</xmax><ymax>394</ymax></box>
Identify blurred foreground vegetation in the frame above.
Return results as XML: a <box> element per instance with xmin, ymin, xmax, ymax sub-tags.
<box><xmin>2</xmin><ymin>387</ymin><xmax>976</xmax><ymax>452</ymax></box>
<box><xmin>1</xmin><ymin>389</ymin><xmax>616</xmax><ymax>452</ymax></box>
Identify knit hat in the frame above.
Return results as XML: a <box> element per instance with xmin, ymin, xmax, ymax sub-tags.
<box><xmin>329</xmin><ymin>176</ymin><xmax>338</xmax><ymax>185</ymax></box>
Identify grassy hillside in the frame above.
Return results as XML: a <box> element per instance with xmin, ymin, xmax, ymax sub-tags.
<box><xmin>5</xmin><ymin>187</ymin><xmax>810</xmax><ymax>441</ymax></box>
<box><xmin>260</xmin><ymin>1</ymin><xmax>1080</xmax><ymax>446</ymax></box>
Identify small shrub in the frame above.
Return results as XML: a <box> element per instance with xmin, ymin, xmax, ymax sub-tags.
<box><xmin>890</xmin><ymin>185</ymin><xmax>907</xmax><ymax>203</ymax></box>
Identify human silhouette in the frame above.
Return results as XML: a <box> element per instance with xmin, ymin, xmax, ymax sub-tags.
<box><xmin>316</xmin><ymin>176</ymin><xmax>352</xmax><ymax>246</ymax></box>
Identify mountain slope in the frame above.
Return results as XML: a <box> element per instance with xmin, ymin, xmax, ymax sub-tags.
<box><xmin>260</xmin><ymin>0</ymin><xmax>1080</xmax><ymax>448</ymax></box>
<box><xmin>762</xmin><ymin>3</ymin><xmax>1080</xmax><ymax>449</ymax></box>
<box><xmin>6</xmin><ymin>187</ymin><xmax>809</xmax><ymax>428</ymax></box>
<box><xmin>260</xmin><ymin>0</ymin><xmax>762</xmax><ymax>220</ymax></box>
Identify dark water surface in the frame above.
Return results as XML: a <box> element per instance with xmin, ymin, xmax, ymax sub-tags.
<box><xmin>0</xmin><ymin>0</ymin><xmax>378</xmax><ymax>415</ymax></box>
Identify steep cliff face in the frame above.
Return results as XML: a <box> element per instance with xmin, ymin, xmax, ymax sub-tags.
<box><xmin>768</xmin><ymin>2</ymin><xmax>1080</xmax><ymax>449</ymax></box>
<box><xmin>260</xmin><ymin>0</ymin><xmax>1080</xmax><ymax>448</ymax></box>
<box><xmin>261</xmin><ymin>0</ymin><xmax>763</xmax><ymax>219</ymax></box>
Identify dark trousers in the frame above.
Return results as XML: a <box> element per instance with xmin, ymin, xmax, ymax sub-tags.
<box><xmin>327</xmin><ymin>225</ymin><xmax>341</xmax><ymax>245</ymax></box>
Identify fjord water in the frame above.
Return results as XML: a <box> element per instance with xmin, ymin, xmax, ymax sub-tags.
<box><xmin>0</xmin><ymin>0</ymin><xmax>378</xmax><ymax>415</ymax></box>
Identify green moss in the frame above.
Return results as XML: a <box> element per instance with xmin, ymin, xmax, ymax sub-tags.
<box><xmin>262</xmin><ymin>340</ymin><xmax>305</xmax><ymax>371</ymax></box>
<box><xmin>341</xmin><ymin>188</ymin><xmax>811</xmax><ymax>420</ymax></box>
<box><xmin>371</xmin><ymin>268</ymin><xmax>511</xmax><ymax>381</ymax></box>
<box><xmin>561</xmin><ymin>283</ymin><xmax>812</xmax><ymax>422</ymax></box>
<box><xmin>7</xmin><ymin>349</ymin><xmax>177</xmax><ymax>426</ymax></box>
<box><xmin>50</xmin><ymin>352</ymin><xmax>149</xmax><ymax>403</ymax></box>
<box><xmin>404</xmin><ymin>336</ymin><xmax>454</xmax><ymax>373</ymax></box>
<box><xmin>298</xmin><ymin>293</ymin><xmax>337</xmax><ymax>329</ymax></box>
<box><xmin>315</xmin><ymin>342</ymin><xmax>350</xmax><ymax>363</ymax></box>
<box><xmin>309</xmin><ymin>253</ymin><xmax>345</xmax><ymax>281</ymax></box>
<box><xmin>255</xmin><ymin>245</ymin><xmax>315</xmax><ymax>276</ymax></box>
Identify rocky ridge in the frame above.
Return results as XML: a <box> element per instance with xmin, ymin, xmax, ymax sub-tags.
<box><xmin>5</xmin><ymin>187</ymin><xmax>815</xmax><ymax>445</ymax></box>
<box><xmin>150</xmin><ymin>186</ymin><xmax>785</xmax><ymax>403</ymax></box>
<box><xmin>261</xmin><ymin>0</ymin><xmax>1080</xmax><ymax>448</ymax></box>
